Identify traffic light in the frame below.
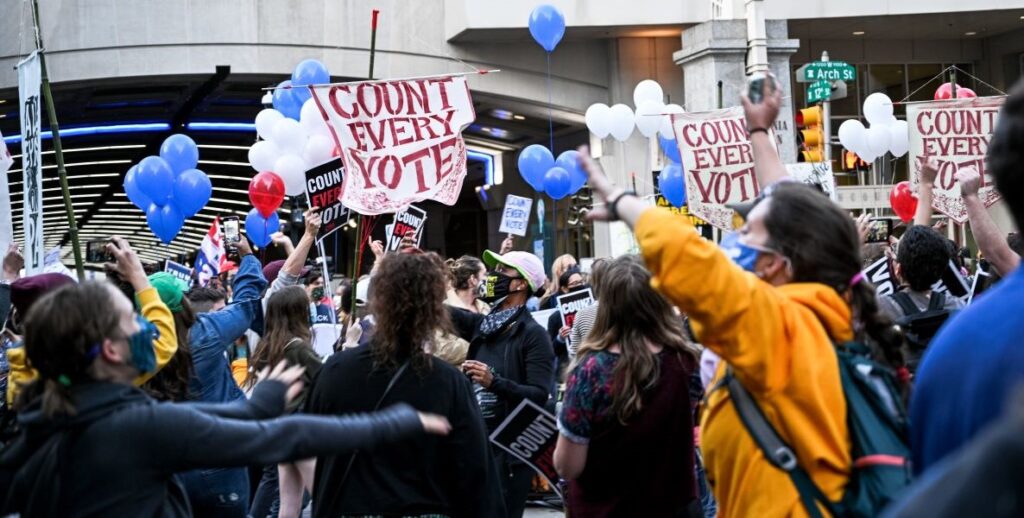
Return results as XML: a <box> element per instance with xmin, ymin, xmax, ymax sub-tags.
<box><xmin>796</xmin><ymin>106</ymin><xmax>824</xmax><ymax>163</ymax></box>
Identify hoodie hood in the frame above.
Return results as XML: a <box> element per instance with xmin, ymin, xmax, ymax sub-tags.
<box><xmin>17</xmin><ymin>381</ymin><xmax>152</xmax><ymax>434</ymax></box>
<box><xmin>777</xmin><ymin>283</ymin><xmax>854</xmax><ymax>343</ymax></box>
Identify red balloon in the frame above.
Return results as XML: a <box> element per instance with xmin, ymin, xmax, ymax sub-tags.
<box><xmin>934</xmin><ymin>82</ymin><xmax>977</xmax><ymax>100</ymax></box>
<box><xmin>889</xmin><ymin>181</ymin><xmax>918</xmax><ymax>223</ymax></box>
<box><xmin>249</xmin><ymin>171</ymin><xmax>285</xmax><ymax>218</ymax></box>
<box><xmin>958</xmin><ymin>87</ymin><xmax>977</xmax><ymax>98</ymax></box>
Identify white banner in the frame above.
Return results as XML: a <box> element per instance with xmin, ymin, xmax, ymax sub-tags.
<box><xmin>0</xmin><ymin>130</ymin><xmax>13</xmax><ymax>254</ymax></box>
<box><xmin>18</xmin><ymin>51</ymin><xmax>43</xmax><ymax>274</ymax></box>
<box><xmin>309</xmin><ymin>76</ymin><xmax>476</xmax><ymax>215</ymax></box>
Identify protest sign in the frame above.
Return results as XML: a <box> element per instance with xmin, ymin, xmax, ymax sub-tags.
<box><xmin>907</xmin><ymin>97</ymin><xmax>1004</xmax><ymax>223</ymax></box>
<box><xmin>304</xmin><ymin>158</ymin><xmax>348</xmax><ymax>241</ymax></box>
<box><xmin>498</xmin><ymin>195</ymin><xmax>533</xmax><ymax>237</ymax></box>
<box><xmin>41</xmin><ymin>246</ymin><xmax>74</xmax><ymax>279</ymax></box>
<box><xmin>672</xmin><ymin>107</ymin><xmax>759</xmax><ymax>229</ymax></box>
<box><xmin>862</xmin><ymin>256</ymin><xmax>896</xmax><ymax>296</ymax></box>
<box><xmin>164</xmin><ymin>260</ymin><xmax>193</xmax><ymax>285</ymax></box>
<box><xmin>557</xmin><ymin>288</ymin><xmax>595</xmax><ymax>328</ymax></box>
<box><xmin>531</xmin><ymin>308</ymin><xmax>557</xmax><ymax>329</ymax></box>
<box><xmin>489</xmin><ymin>399</ymin><xmax>562</xmax><ymax>499</ymax></box>
<box><xmin>385</xmin><ymin>205</ymin><xmax>427</xmax><ymax>252</ymax></box>
<box><xmin>19</xmin><ymin>51</ymin><xmax>43</xmax><ymax>274</ymax></box>
<box><xmin>862</xmin><ymin>255</ymin><xmax>969</xmax><ymax>302</ymax></box>
<box><xmin>931</xmin><ymin>259</ymin><xmax>970</xmax><ymax>301</ymax></box>
<box><xmin>785</xmin><ymin>162</ymin><xmax>837</xmax><ymax>200</ymax></box>
<box><xmin>309</xmin><ymin>75</ymin><xmax>476</xmax><ymax>215</ymax></box>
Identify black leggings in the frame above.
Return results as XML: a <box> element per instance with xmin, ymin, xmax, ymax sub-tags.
<box><xmin>494</xmin><ymin>449</ymin><xmax>535</xmax><ymax>518</ymax></box>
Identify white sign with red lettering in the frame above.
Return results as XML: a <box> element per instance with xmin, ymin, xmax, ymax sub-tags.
<box><xmin>309</xmin><ymin>76</ymin><xmax>476</xmax><ymax>215</ymax></box>
<box><xmin>672</xmin><ymin>107</ymin><xmax>760</xmax><ymax>229</ymax></box>
<box><xmin>907</xmin><ymin>97</ymin><xmax>1004</xmax><ymax>223</ymax></box>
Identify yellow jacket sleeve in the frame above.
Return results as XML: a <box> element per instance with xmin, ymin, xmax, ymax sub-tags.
<box><xmin>635</xmin><ymin>208</ymin><xmax>790</xmax><ymax>393</ymax></box>
<box><xmin>5</xmin><ymin>345</ymin><xmax>35</xmax><ymax>406</ymax></box>
<box><xmin>134</xmin><ymin>286</ymin><xmax>178</xmax><ymax>386</ymax></box>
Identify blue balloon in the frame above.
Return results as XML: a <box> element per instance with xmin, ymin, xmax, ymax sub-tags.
<box><xmin>518</xmin><ymin>145</ymin><xmax>554</xmax><ymax>192</ymax></box>
<box><xmin>174</xmin><ymin>168</ymin><xmax>212</xmax><ymax>218</ymax></box>
<box><xmin>245</xmin><ymin>208</ymin><xmax>280</xmax><ymax>248</ymax></box>
<box><xmin>543</xmin><ymin>167</ymin><xmax>572</xmax><ymax>200</ymax></box>
<box><xmin>555</xmin><ymin>150</ymin><xmax>586</xmax><ymax>194</ymax></box>
<box><xmin>123</xmin><ymin>165</ymin><xmax>152</xmax><ymax>210</ymax></box>
<box><xmin>658</xmin><ymin>163</ymin><xmax>687</xmax><ymax>207</ymax></box>
<box><xmin>291</xmin><ymin>59</ymin><xmax>330</xmax><ymax>104</ymax></box>
<box><xmin>159</xmin><ymin>134</ymin><xmax>199</xmax><ymax>174</ymax></box>
<box><xmin>659</xmin><ymin>134</ymin><xmax>682</xmax><ymax>164</ymax></box>
<box><xmin>146</xmin><ymin>203</ymin><xmax>185</xmax><ymax>244</ymax></box>
<box><xmin>528</xmin><ymin>4</ymin><xmax>566</xmax><ymax>52</ymax></box>
<box><xmin>273</xmin><ymin>80</ymin><xmax>302</xmax><ymax>120</ymax></box>
<box><xmin>136</xmin><ymin>156</ymin><xmax>175</xmax><ymax>206</ymax></box>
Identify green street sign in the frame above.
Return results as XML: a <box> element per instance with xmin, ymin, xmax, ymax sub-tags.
<box><xmin>803</xmin><ymin>61</ymin><xmax>856</xmax><ymax>82</ymax></box>
<box><xmin>807</xmin><ymin>80</ymin><xmax>832</xmax><ymax>103</ymax></box>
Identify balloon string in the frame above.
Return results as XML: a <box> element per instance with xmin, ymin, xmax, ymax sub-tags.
<box><xmin>546</xmin><ymin>52</ymin><xmax>554</xmax><ymax>152</ymax></box>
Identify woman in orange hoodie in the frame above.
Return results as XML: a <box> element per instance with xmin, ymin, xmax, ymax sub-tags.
<box><xmin>575</xmin><ymin>76</ymin><xmax>904</xmax><ymax>517</ymax></box>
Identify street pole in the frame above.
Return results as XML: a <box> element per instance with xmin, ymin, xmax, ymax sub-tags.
<box><xmin>31</xmin><ymin>0</ymin><xmax>84</xmax><ymax>280</ymax></box>
<box><xmin>349</xmin><ymin>9</ymin><xmax>380</xmax><ymax>314</ymax></box>
<box><xmin>820</xmin><ymin>51</ymin><xmax>832</xmax><ymax>163</ymax></box>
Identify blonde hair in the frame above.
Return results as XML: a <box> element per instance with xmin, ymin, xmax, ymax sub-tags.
<box><xmin>539</xmin><ymin>254</ymin><xmax>577</xmax><ymax>306</ymax></box>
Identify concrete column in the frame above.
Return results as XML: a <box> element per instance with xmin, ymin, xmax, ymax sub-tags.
<box><xmin>674</xmin><ymin>19</ymin><xmax>800</xmax><ymax>163</ymax></box>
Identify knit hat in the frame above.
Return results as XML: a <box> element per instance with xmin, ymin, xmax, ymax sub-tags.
<box><xmin>10</xmin><ymin>273</ymin><xmax>75</xmax><ymax>318</ymax></box>
<box><xmin>482</xmin><ymin>250</ymin><xmax>547</xmax><ymax>292</ymax></box>
<box><xmin>147</xmin><ymin>272</ymin><xmax>189</xmax><ymax>313</ymax></box>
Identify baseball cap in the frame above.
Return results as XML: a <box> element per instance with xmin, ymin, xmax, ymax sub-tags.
<box><xmin>482</xmin><ymin>250</ymin><xmax>546</xmax><ymax>292</ymax></box>
<box><xmin>10</xmin><ymin>273</ymin><xmax>76</xmax><ymax>318</ymax></box>
<box><xmin>147</xmin><ymin>272</ymin><xmax>190</xmax><ymax>313</ymax></box>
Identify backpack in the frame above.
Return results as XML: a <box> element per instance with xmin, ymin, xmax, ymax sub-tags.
<box><xmin>889</xmin><ymin>291</ymin><xmax>954</xmax><ymax>352</ymax></box>
<box><xmin>725</xmin><ymin>341</ymin><xmax>912</xmax><ymax>518</ymax></box>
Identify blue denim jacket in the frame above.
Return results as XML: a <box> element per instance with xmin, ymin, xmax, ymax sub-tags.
<box><xmin>188</xmin><ymin>254</ymin><xmax>267</xmax><ymax>403</ymax></box>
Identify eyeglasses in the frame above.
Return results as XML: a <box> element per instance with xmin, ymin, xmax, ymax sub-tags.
<box><xmin>496</xmin><ymin>265</ymin><xmax>523</xmax><ymax>279</ymax></box>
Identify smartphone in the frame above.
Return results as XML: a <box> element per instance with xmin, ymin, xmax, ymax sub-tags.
<box><xmin>747</xmin><ymin>72</ymin><xmax>775</xmax><ymax>104</ymax></box>
<box><xmin>866</xmin><ymin>218</ymin><xmax>893</xmax><ymax>244</ymax></box>
<box><xmin>86</xmin><ymin>239</ymin><xmax>114</xmax><ymax>263</ymax></box>
<box><xmin>223</xmin><ymin>217</ymin><xmax>240</xmax><ymax>246</ymax></box>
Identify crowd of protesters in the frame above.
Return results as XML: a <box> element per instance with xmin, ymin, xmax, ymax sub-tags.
<box><xmin>0</xmin><ymin>74</ymin><xmax>1022</xmax><ymax>518</ymax></box>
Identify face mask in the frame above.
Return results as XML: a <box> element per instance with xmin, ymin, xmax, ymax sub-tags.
<box><xmin>479</xmin><ymin>271</ymin><xmax>514</xmax><ymax>304</ymax></box>
<box><xmin>719</xmin><ymin>232</ymin><xmax>764</xmax><ymax>273</ymax></box>
<box><xmin>128</xmin><ymin>315</ymin><xmax>160</xmax><ymax>374</ymax></box>
<box><xmin>310</xmin><ymin>303</ymin><xmax>318</xmax><ymax>326</ymax></box>
<box><xmin>332</xmin><ymin>295</ymin><xmax>343</xmax><ymax>309</ymax></box>
<box><xmin>311</xmin><ymin>287</ymin><xmax>324</xmax><ymax>301</ymax></box>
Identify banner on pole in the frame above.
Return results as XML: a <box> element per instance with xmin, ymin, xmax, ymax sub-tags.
<box><xmin>304</xmin><ymin>158</ymin><xmax>348</xmax><ymax>241</ymax></box>
<box><xmin>498</xmin><ymin>195</ymin><xmax>533</xmax><ymax>237</ymax></box>
<box><xmin>195</xmin><ymin>218</ymin><xmax>225</xmax><ymax>287</ymax></box>
<box><xmin>164</xmin><ymin>260</ymin><xmax>194</xmax><ymax>285</ymax></box>
<box><xmin>489</xmin><ymin>399</ymin><xmax>563</xmax><ymax>500</ymax></box>
<box><xmin>385</xmin><ymin>204</ymin><xmax>427</xmax><ymax>252</ymax></box>
<box><xmin>784</xmin><ymin>162</ymin><xmax>837</xmax><ymax>200</ymax></box>
<box><xmin>18</xmin><ymin>51</ymin><xmax>43</xmax><ymax>274</ymax></box>
<box><xmin>556</xmin><ymin>288</ymin><xmax>595</xmax><ymax>328</ymax></box>
<box><xmin>907</xmin><ymin>97</ymin><xmax>1005</xmax><ymax>223</ymax></box>
<box><xmin>309</xmin><ymin>76</ymin><xmax>476</xmax><ymax>215</ymax></box>
<box><xmin>0</xmin><ymin>130</ymin><xmax>13</xmax><ymax>254</ymax></box>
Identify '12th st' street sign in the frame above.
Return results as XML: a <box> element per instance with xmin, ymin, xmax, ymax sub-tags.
<box><xmin>807</xmin><ymin>80</ymin><xmax>832</xmax><ymax>103</ymax></box>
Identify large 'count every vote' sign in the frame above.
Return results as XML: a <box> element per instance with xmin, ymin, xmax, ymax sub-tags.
<box><xmin>308</xmin><ymin>76</ymin><xmax>476</xmax><ymax>215</ymax></box>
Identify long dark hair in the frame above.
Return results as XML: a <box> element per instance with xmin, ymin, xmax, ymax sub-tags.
<box><xmin>574</xmin><ymin>256</ymin><xmax>699</xmax><ymax>424</ymax></box>
<box><xmin>763</xmin><ymin>183</ymin><xmax>905</xmax><ymax>369</ymax></box>
<box><xmin>18</xmin><ymin>282</ymin><xmax>125</xmax><ymax>417</ymax></box>
<box><xmin>245</xmin><ymin>286</ymin><xmax>312</xmax><ymax>387</ymax></box>
<box><xmin>370</xmin><ymin>251</ymin><xmax>452</xmax><ymax>372</ymax></box>
<box><xmin>141</xmin><ymin>299</ymin><xmax>195</xmax><ymax>402</ymax></box>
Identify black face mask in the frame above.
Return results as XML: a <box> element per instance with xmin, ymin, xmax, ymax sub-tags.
<box><xmin>479</xmin><ymin>271</ymin><xmax>515</xmax><ymax>304</ymax></box>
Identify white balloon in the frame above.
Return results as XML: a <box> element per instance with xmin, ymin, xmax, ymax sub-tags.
<box><xmin>866</xmin><ymin>125</ymin><xmax>891</xmax><ymax>157</ymax></box>
<box><xmin>837</xmin><ymin>120</ymin><xmax>867</xmax><ymax>153</ymax></box>
<box><xmin>585</xmin><ymin>103</ymin><xmax>612</xmax><ymax>138</ymax></box>
<box><xmin>608</xmin><ymin>104</ymin><xmax>635</xmax><ymax>142</ymax></box>
<box><xmin>634</xmin><ymin>100</ymin><xmax>664</xmax><ymax>138</ymax></box>
<box><xmin>300</xmin><ymin>99</ymin><xmax>331</xmax><ymax>138</ymax></box>
<box><xmin>247</xmin><ymin>140</ymin><xmax>281</xmax><ymax>173</ymax></box>
<box><xmin>633</xmin><ymin>80</ymin><xmax>664</xmax><ymax>108</ymax></box>
<box><xmin>274</xmin><ymin>154</ymin><xmax>309</xmax><ymax>196</ymax></box>
<box><xmin>271</xmin><ymin>118</ymin><xmax>306</xmax><ymax>156</ymax></box>
<box><xmin>863</xmin><ymin>93</ymin><xmax>894</xmax><ymax>126</ymax></box>
<box><xmin>303</xmin><ymin>134</ymin><xmax>335</xmax><ymax>166</ymax></box>
<box><xmin>255</xmin><ymin>109</ymin><xmax>284</xmax><ymax>141</ymax></box>
<box><xmin>888</xmin><ymin>120</ymin><xmax>910</xmax><ymax>157</ymax></box>
<box><xmin>658</xmin><ymin>104</ymin><xmax>685</xmax><ymax>139</ymax></box>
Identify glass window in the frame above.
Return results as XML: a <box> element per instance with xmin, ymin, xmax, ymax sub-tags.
<box><xmin>907</xmin><ymin>64</ymin><xmax>943</xmax><ymax>103</ymax></box>
<box><xmin>866</xmin><ymin>64</ymin><xmax>907</xmax><ymax>117</ymax></box>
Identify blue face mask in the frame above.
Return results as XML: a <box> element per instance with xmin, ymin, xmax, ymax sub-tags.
<box><xmin>719</xmin><ymin>232</ymin><xmax>764</xmax><ymax>273</ymax></box>
<box><xmin>128</xmin><ymin>315</ymin><xmax>160</xmax><ymax>374</ymax></box>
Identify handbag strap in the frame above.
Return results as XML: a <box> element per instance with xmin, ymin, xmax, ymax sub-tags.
<box><xmin>725</xmin><ymin>370</ymin><xmax>835</xmax><ymax>518</ymax></box>
<box><xmin>927</xmin><ymin>290</ymin><xmax>946</xmax><ymax>310</ymax></box>
<box><xmin>336</xmin><ymin>360</ymin><xmax>412</xmax><ymax>490</ymax></box>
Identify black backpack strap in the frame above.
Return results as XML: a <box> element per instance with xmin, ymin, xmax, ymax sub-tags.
<box><xmin>927</xmin><ymin>291</ymin><xmax>946</xmax><ymax>311</ymax></box>
<box><xmin>725</xmin><ymin>370</ymin><xmax>835</xmax><ymax>518</ymax></box>
<box><xmin>891</xmin><ymin>292</ymin><xmax>921</xmax><ymax>316</ymax></box>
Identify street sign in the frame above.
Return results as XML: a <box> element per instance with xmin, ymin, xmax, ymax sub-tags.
<box><xmin>797</xmin><ymin>61</ymin><xmax>856</xmax><ymax>83</ymax></box>
<box><xmin>807</xmin><ymin>80</ymin><xmax>832</xmax><ymax>103</ymax></box>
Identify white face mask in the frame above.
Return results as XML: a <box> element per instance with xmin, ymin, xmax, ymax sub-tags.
<box><xmin>333</xmin><ymin>295</ymin><xmax>343</xmax><ymax>308</ymax></box>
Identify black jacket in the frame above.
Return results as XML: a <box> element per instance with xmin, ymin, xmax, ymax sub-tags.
<box><xmin>305</xmin><ymin>346</ymin><xmax>505</xmax><ymax>518</ymax></box>
<box><xmin>451</xmin><ymin>305</ymin><xmax>555</xmax><ymax>429</ymax></box>
<box><xmin>0</xmin><ymin>380</ymin><xmax>422</xmax><ymax>517</ymax></box>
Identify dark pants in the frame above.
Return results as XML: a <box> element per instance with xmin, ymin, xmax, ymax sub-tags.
<box><xmin>179</xmin><ymin>467</ymin><xmax>249</xmax><ymax>518</ymax></box>
<box><xmin>249</xmin><ymin>464</ymin><xmax>311</xmax><ymax>518</ymax></box>
<box><xmin>494</xmin><ymin>448</ymin><xmax>535</xmax><ymax>518</ymax></box>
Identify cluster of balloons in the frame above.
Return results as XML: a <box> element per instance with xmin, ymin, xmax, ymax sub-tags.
<box><xmin>517</xmin><ymin>146</ymin><xmax>586</xmax><ymax>200</ymax></box>
<box><xmin>528</xmin><ymin>4</ymin><xmax>565</xmax><ymax>52</ymax></box>
<box><xmin>584</xmin><ymin>80</ymin><xmax>684</xmax><ymax>143</ymax></box>
<box><xmin>889</xmin><ymin>181</ymin><xmax>918</xmax><ymax>223</ymax></box>
<box><xmin>250</xmin><ymin>59</ymin><xmax>337</xmax><ymax>197</ymax></box>
<box><xmin>837</xmin><ymin>92</ymin><xmax>909</xmax><ymax>163</ymax></box>
<box><xmin>934</xmin><ymin>82</ymin><xmax>977</xmax><ymax>100</ymax></box>
<box><xmin>124</xmin><ymin>134</ymin><xmax>212</xmax><ymax>243</ymax></box>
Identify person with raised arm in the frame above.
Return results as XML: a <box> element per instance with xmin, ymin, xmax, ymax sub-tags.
<box><xmin>956</xmin><ymin>166</ymin><xmax>1020</xmax><ymax>276</ymax></box>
